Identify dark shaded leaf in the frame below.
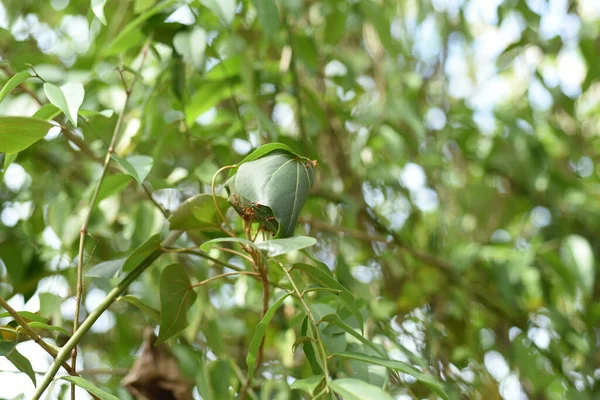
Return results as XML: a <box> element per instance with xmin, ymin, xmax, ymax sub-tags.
<box><xmin>246</xmin><ymin>293</ymin><xmax>291</xmax><ymax>380</ymax></box>
<box><xmin>157</xmin><ymin>264</ymin><xmax>197</xmax><ymax>343</ymax></box>
<box><xmin>168</xmin><ymin>194</ymin><xmax>229</xmax><ymax>231</ymax></box>
<box><xmin>294</xmin><ymin>263</ymin><xmax>363</xmax><ymax>330</ymax></box>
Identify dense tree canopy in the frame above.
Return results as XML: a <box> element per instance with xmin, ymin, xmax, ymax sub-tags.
<box><xmin>0</xmin><ymin>0</ymin><xmax>599</xmax><ymax>399</ymax></box>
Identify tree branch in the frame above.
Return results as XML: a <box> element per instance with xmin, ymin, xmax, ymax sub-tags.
<box><xmin>31</xmin><ymin>231</ymin><xmax>183</xmax><ymax>400</ymax></box>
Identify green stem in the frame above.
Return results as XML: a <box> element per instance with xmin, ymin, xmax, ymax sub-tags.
<box><xmin>71</xmin><ymin>39</ymin><xmax>155</xmax><ymax>395</ymax></box>
<box><xmin>280</xmin><ymin>265</ymin><xmax>330</xmax><ymax>388</ymax></box>
<box><xmin>31</xmin><ymin>231</ymin><xmax>182</xmax><ymax>400</ymax></box>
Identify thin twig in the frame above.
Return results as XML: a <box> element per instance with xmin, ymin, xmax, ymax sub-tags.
<box><xmin>216</xmin><ymin>247</ymin><xmax>254</xmax><ymax>263</ymax></box>
<box><xmin>281</xmin><ymin>264</ymin><xmax>330</xmax><ymax>387</ymax></box>
<box><xmin>211</xmin><ymin>165</ymin><xmax>237</xmax><ymax>235</ymax></box>
<box><xmin>141</xmin><ymin>183</ymin><xmax>169</xmax><ymax>218</ymax></box>
<box><xmin>71</xmin><ymin>37</ymin><xmax>154</xmax><ymax>399</ymax></box>
<box><xmin>190</xmin><ymin>271</ymin><xmax>260</xmax><ymax>288</ymax></box>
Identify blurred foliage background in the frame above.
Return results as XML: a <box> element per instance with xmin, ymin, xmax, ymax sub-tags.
<box><xmin>0</xmin><ymin>0</ymin><xmax>599</xmax><ymax>398</ymax></box>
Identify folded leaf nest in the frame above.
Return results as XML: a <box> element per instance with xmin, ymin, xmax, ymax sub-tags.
<box><xmin>226</xmin><ymin>144</ymin><xmax>317</xmax><ymax>238</ymax></box>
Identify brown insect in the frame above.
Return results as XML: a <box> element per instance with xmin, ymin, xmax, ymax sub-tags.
<box><xmin>305</xmin><ymin>159</ymin><xmax>318</xmax><ymax>169</ymax></box>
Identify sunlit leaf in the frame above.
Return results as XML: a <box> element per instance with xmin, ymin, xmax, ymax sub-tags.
<box><xmin>91</xmin><ymin>0</ymin><xmax>108</xmax><ymax>25</ymax></box>
<box><xmin>0</xmin><ymin>71</ymin><xmax>31</xmax><ymax>104</ymax></box>
<box><xmin>561</xmin><ymin>235</ymin><xmax>595</xmax><ymax>297</ymax></box>
<box><xmin>0</xmin><ymin>117</ymin><xmax>53</xmax><ymax>153</ymax></box>
<box><xmin>43</xmin><ymin>83</ymin><xmax>84</xmax><ymax>127</ymax></box>
<box><xmin>0</xmin><ymin>311</ymin><xmax>49</xmax><ymax>324</ymax></box>
<box><xmin>105</xmin><ymin>0</ymin><xmax>178</xmax><ymax>55</ymax></box>
<box><xmin>255</xmin><ymin>236</ymin><xmax>317</xmax><ymax>257</ymax></box>
<box><xmin>290</xmin><ymin>374</ymin><xmax>324</xmax><ymax>395</ymax></box>
<box><xmin>201</xmin><ymin>0</ymin><xmax>236</xmax><ymax>26</ymax></box>
<box><xmin>173</xmin><ymin>27</ymin><xmax>207</xmax><ymax>70</ymax></box>
<box><xmin>332</xmin><ymin>352</ymin><xmax>449</xmax><ymax>400</ymax></box>
<box><xmin>199</xmin><ymin>237</ymin><xmax>257</xmax><ymax>252</ymax></box>
<box><xmin>59</xmin><ymin>376</ymin><xmax>119</xmax><ymax>400</ymax></box>
<box><xmin>330</xmin><ymin>378</ymin><xmax>394</xmax><ymax>400</ymax></box>
<box><xmin>112</xmin><ymin>154</ymin><xmax>153</xmax><ymax>184</ymax></box>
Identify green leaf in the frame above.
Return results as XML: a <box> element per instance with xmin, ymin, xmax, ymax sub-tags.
<box><xmin>95</xmin><ymin>174</ymin><xmax>132</xmax><ymax>202</ymax></box>
<box><xmin>111</xmin><ymin>154</ymin><xmax>153</xmax><ymax>184</ymax></box>
<box><xmin>319</xmin><ymin>314</ymin><xmax>380</xmax><ymax>356</ymax></box>
<box><xmin>86</xmin><ymin>258</ymin><xmax>126</xmax><ymax>278</ymax></box>
<box><xmin>0</xmin><ymin>71</ymin><xmax>31</xmax><ymax>104</ymax></box>
<box><xmin>27</xmin><ymin>322</ymin><xmax>71</xmax><ymax>337</ymax></box>
<box><xmin>290</xmin><ymin>375</ymin><xmax>324</xmax><ymax>395</ymax></box>
<box><xmin>7</xmin><ymin>348</ymin><xmax>36</xmax><ymax>386</ymax></box>
<box><xmin>0</xmin><ymin>311</ymin><xmax>49</xmax><ymax>324</ymax></box>
<box><xmin>91</xmin><ymin>0</ymin><xmax>108</xmax><ymax>25</ymax></box>
<box><xmin>255</xmin><ymin>236</ymin><xmax>317</xmax><ymax>257</ymax></box>
<box><xmin>123</xmin><ymin>234</ymin><xmax>161</xmax><ymax>272</ymax></box>
<box><xmin>58</xmin><ymin>376</ymin><xmax>119</xmax><ymax>400</ymax></box>
<box><xmin>246</xmin><ymin>293</ymin><xmax>291</xmax><ymax>380</ymax></box>
<box><xmin>252</xmin><ymin>0</ymin><xmax>280</xmax><ymax>37</ymax></box>
<box><xmin>185</xmin><ymin>81</ymin><xmax>237</xmax><ymax>126</ymax></box>
<box><xmin>43</xmin><ymin>83</ymin><xmax>84</xmax><ymax>127</ymax></box>
<box><xmin>32</xmin><ymin>104</ymin><xmax>61</xmax><ymax>120</ymax></box>
<box><xmin>228</xmin><ymin>151</ymin><xmax>316</xmax><ymax>237</ymax></box>
<box><xmin>117</xmin><ymin>295</ymin><xmax>160</xmax><ymax>323</ymax></box>
<box><xmin>168</xmin><ymin>194</ymin><xmax>229</xmax><ymax>231</ymax></box>
<box><xmin>205</xmin><ymin>55</ymin><xmax>241</xmax><ymax>81</ymax></box>
<box><xmin>233</xmin><ymin>143</ymin><xmax>306</xmax><ymax>171</ymax></box>
<box><xmin>293</xmin><ymin>263</ymin><xmax>363</xmax><ymax>331</ymax></box>
<box><xmin>105</xmin><ymin>0</ymin><xmax>178</xmax><ymax>55</ymax></box>
<box><xmin>173</xmin><ymin>27</ymin><xmax>207</xmax><ymax>70</ymax></box>
<box><xmin>38</xmin><ymin>293</ymin><xmax>61</xmax><ymax>320</ymax></box>
<box><xmin>78</xmin><ymin>109</ymin><xmax>114</xmax><ymax>118</ymax></box>
<box><xmin>330</xmin><ymin>378</ymin><xmax>394</xmax><ymax>400</ymax></box>
<box><xmin>201</xmin><ymin>0</ymin><xmax>236</xmax><ymax>26</ymax></box>
<box><xmin>47</xmin><ymin>192</ymin><xmax>78</xmax><ymax>246</ymax></box>
<box><xmin>208</xmin><ymin>360</ymin><xmax>233</xmax><ymax>399</ymax></box>
<box><xmin>561</xmin><ymin>235</ymin><xmax>595</xmax><ymax>297</ymax></box>
<box><xmin>332</xmin><ymin>352</ymin><xmax>449</xmax><ymax>400</ymax></box>
<box><xmin>157</xmin><ymin>264</ymin><xmax>197</xmax><ymax>344</ymax></box>
<box><xmin>3</xmin><ymin>152</ymin><xmax>18</xmax><ymax>176</ymax></box>
<box><xmin>324</xmin><ymin>3</ymin><xmax>347</xmax><ymax>44</ymax></box>
<box><xmin>0</xmin><ymin>339</ymin><xmax>17</xmax><ymax>356</ymax></box>
<box><xmin>0</xmin><ymin>117</ymin><xmax>53</xmax><ymax>153</ymax></box>
<box><xmin>300</xmin><ymin>316</ymin><xmax>323</xmax><ymax>374</ymax></box>
<box><xmin>199</xmin><ymin>237</ymin><xmax>257</xmax><ymax>252</ymax></box>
